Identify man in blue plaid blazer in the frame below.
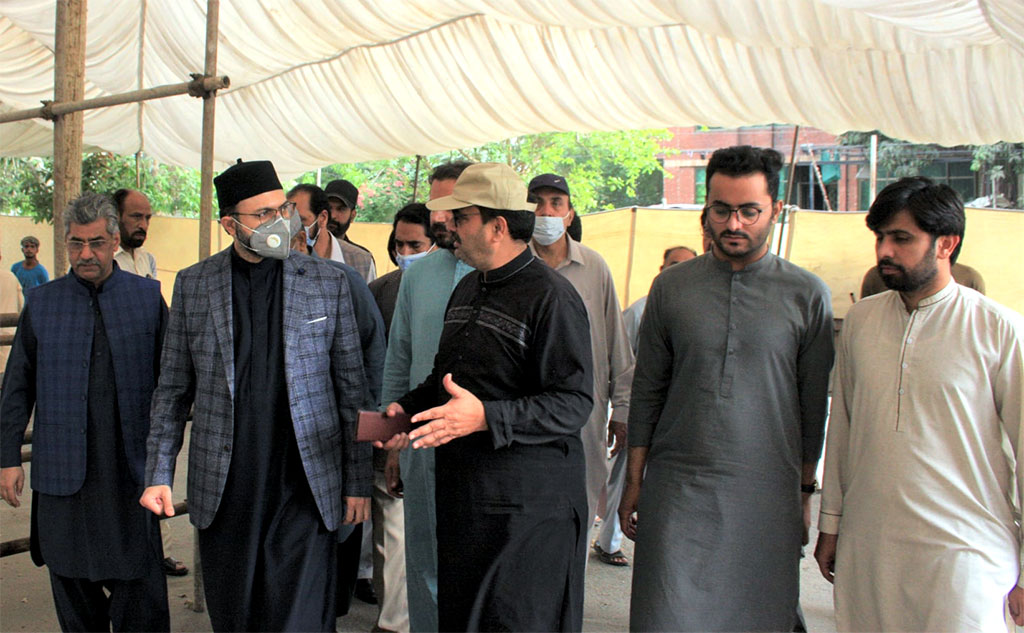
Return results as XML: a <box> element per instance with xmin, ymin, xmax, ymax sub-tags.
<box><xmin>141</xmin><ymin>160</ymin><xmax>371</xmax><ymax>632</ymax></box>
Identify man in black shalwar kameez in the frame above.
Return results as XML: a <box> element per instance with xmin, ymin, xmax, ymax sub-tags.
<box><xmin>381</xmin><ymin>163</ymin><xmax>593</xmax><ymax>632</ymax></box>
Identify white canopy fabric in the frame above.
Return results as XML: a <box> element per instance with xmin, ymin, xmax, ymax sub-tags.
<box><xmin>2</xmin><ymin>0</ymin><xmax>1023</xmax><ymax>178</ymax></box>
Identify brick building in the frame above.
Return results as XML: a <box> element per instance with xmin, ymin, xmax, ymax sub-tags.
<box><xmin>659</xmin><ymin>125</ymin><xmax>981</xmax><ymax>211</ymax></box>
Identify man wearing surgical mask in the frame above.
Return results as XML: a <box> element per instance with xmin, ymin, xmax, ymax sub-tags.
<box><xmin>288</xmin><ymin>183</ymin><xmax>376</xmax><ymax>282</ymax></box>
<box><xmin>371</xmin><ymin>203</ymin><xmax>434</xmax><ymax>340</ymax></box>
<box><xmin>141</xmin><ymin>160</ymin><xmax>372</xmax><ymax>632</ymax></box>
<box><xmin>528</xmin><ymin>174</ymin><xmax>635</xmax><ymax>555</ymax></box>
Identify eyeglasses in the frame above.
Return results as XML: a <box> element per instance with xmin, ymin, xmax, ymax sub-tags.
<box><xmin>232</xmin><ymin>201</ymin><xmax>297</xmax><ymax>224</ymax></box>
<box><xmin>453</xmin><ymin>211</ymin><xmax>481</xmax><ymax>226</ymax></box>
<box><xmin>704</xmin><ymin>203</ymin><xmax>765</xmax><ymax>225</ymax></box>
<box><xmin>66</xmin><ymin>237</ymin><xmax>110</xmax><ymax>253</ymax></box>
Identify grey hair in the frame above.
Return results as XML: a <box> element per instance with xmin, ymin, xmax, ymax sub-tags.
<box><xmin>64</xmin><ymin>191</ymin><xmax>119</xmax><ymax>237</ymax></box>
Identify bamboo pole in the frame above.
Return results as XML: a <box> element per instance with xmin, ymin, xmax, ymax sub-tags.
<box><xmin>52</xmin><ymin>0</ymin><xmax>88</xmax><ymax>278</ymax></box>
<box><xmin>623</xmin><ymin>206</ymin><xmax>638</xmax><ymax>305</ymax></box>
<box><xmin>411</xmin><ymin>154</ymin><xmax>422</xmax><ymax>201</ymax></box>
<box><xmin>197</xmin><ymin>0</ymin><xmax>221</xmax><ymax>262</ymax></box>
<box><xmin>0</xmin><ymin>76</ymin><xmax>230</xmax><ymax>125</ymax></box>
<box><xmin>869</xmin><ymin>134</ymin><xmax>878</xmax><ymax>203</ymax></box>
<box><xmin>784</xmin><ymin>125</ymin><xmax>800</xmax><ymax>206</ymax></box>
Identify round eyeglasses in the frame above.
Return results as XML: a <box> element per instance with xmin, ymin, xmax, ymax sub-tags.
<box><xmin>704</xmin><ymin>203</ymin><xmax>764</xmax><ymax>225</ymax></box>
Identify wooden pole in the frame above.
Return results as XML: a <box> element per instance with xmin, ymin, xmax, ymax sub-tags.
<box><xmin>197</xmin><ymin>0</ymin><xmax>221</xmax><ymax>262</ymax></box>
<box><xmin>411</xmin><ymin>154</ymin><xmax>422</xmax><ymax>201</ymax></box>
<box><xmin>0</xmin><ymin>76</ymin><xmax>229</xmax><ymax>124</ymax></box>
<box><xmin>623</xmin><ymin>206</ymin><xmax>638</xmax><ymax>305</ymax></box>
<box><xmin>869</xmin><ymin>134</ymin><xmax>878</xmax><ymax>204</ymax></box>
<box><xmin>52</xmin><ymin>0</ymin><xmax>88</xmax><ymax>278</ymax></box>
<box><xmin>784</xmin><ymin>125</ymin><xmax>800</xmax><ymax>206</ymax></box>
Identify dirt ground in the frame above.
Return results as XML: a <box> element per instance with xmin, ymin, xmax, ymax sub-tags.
<box><xmin>0</xmin><ymin>432</ymin><xmax>837</xmax><ymax>632</ymax></box>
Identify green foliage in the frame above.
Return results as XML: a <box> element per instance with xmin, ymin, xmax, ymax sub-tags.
<box><xmin>3</xmin><ymin>130</ymin><xmax>668</xmax><ymax>224</ymax></box>
<box><xmin>970</xmin><ymin>142</ymin><xmax>1024</xmax><ymax>173</ymax></box>
<box><xmin>0</xmin><ymin>153</ymin><xmax>201</xmax><ymax>222</ymax></box>
<box><xmin>298</xmin><ymin>129</ymin><xmax>670</xmax><ymax>222</ymax></box>
<box><xmin>839</xmin><ymin>131</ymin><xmax>938</xmax><ymax>178</ymax></box>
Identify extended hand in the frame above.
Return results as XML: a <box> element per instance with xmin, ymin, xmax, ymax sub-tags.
<box><xmin>344</xmin><ymin>496</ymin><xmax>370</xmax><ymax>524</ymax></box>
<box><xmin>0</xmin><ymin>466</ymin><xmax>25</xmax><ymax>508</ymax></box>
<box><xmin>813</xmin><ymin>532</ymin><xmax>838</xmax><ymax>584</ymax></box>
<box><xmin>408</xmin><ymin>374</ymin><xmax>486</xmax><ymax>448</ymax></box>
<box><xmin>139</xmin><ymin>485</ymin><xmax>175</xmax><ymax>516</ymax></box>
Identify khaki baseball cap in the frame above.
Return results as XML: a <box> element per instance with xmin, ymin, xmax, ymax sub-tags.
<box><xmin>425</xmin><ymin>162</ymin><xmax>537</xmax><ymax>213</ymax></box>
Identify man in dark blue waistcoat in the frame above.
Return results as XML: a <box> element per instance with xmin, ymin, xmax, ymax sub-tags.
<box><xmin>1</xmin><ymin>191</ymin><xmax>170</xmax><ymax>632</ymax></box>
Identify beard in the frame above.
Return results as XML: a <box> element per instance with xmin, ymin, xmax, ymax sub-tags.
<box><xmin>431</xmin><ymin>222</ymin><xmax>456</xmax><ymax>250</ymax></box>
<box><xmin>878</xmin><ymin>243</ymin><xmax>938</xmax><ymax>292</ymax></box>
<box><xmin>711</xmin><ymin>225</ymin><xmax>769</xmax><ymax>261</ymax></box>
<box><xmin>121</xmin><ymin>230</ymin><xmax>146</xmax><ymax>249</ymax></box>
<box><xmin>327</xmin><ymin>217</ymin><xmax>352</xmax><ymax>239</ymax></box>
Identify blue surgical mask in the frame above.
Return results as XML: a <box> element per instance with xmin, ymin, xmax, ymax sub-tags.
<box><xmin>532</xmin><ymin>215</ymin><xmax>567</xmax><ymax>246</ymax></box>
<box><xmin>396</xmin><ymin>245</ymin><xmax>436</xmax><ymax>271</ymax></box>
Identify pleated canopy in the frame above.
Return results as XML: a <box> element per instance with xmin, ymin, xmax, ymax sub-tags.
<box><xmin>2</xmin><ymin>0</ymin><xmax>1022</xmax><ymax>178</ymax></box>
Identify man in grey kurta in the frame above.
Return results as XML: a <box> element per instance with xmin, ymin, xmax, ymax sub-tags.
<box><xmin>621</xmin><ymin>146</ymin><xmax>834</xmax><ymax>631</ymax></box>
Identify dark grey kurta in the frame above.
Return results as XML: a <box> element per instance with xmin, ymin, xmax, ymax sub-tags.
<box><xmin>628</xmin><ymin>252</ymin><xmax>833</xmax><ymax>632</ymax></box>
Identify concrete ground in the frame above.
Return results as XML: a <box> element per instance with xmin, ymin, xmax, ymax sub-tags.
<box><xmin>1</xmin><ymin>432</ymin><xmax>837</xmax><ymax>632</ymax></box>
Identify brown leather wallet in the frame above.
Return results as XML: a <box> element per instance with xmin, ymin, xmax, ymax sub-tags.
<box><xmin>357</xmin><ymin>410</ymin><xmax>413</xmax><ymax>442</ymax></box>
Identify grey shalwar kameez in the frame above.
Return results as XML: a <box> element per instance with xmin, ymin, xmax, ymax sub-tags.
<box><xmin>628</xmin><ymin>253</ymin><xmax>833</xmax><ymax>632</ymax></box>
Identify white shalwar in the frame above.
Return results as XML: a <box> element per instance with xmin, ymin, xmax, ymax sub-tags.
<box><xmin>819</xmin><ymin>280</ymin><xmax>1024</xmax><ymax>632</ymax></box>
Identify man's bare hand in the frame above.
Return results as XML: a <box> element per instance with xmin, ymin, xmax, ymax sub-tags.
<box><xmin>372</xmin><ymin>403</ymin><xmax>412</xmax><ymax>450</ymax></box>
<box><xmin>1009</xmin><ymin>586</ymin><xmax>1024</xmax><ymax>626</ymax></box>
<box><xmin>0</xmin><ymin>466</ymin><xmax>25</xmax><ymax>508</ymax></box>
<box><xmin>344</xmin><ymin>496</ymin><xmax>370</xmax><ymax>524</ymax></box>
<box><xmin>408</xmin><ymin>374</ymin><xmax>486</xmax><ymax>448</ymax></box>
<box><xmin>385</xmin><ymin>449</ymin><xmax>403</xmax><ymax>498</ymax></box>
<box><xmin>139</xmin><ymin>485</ymin><xmax>175</xmax><ymax>516</ymax></box>
<box><xmin>619</xmin><ymin>480</ymin><xmax>641</xmax><ymax>541</ymax></box>
<box><xmin>813</xmin><ymin>532</ymin><xmax>838</xmax><ymax>584</ymax></box>
<box><xmin>607</xmin><ymin>421</ymin><xmax>627</xmax><ymax>457</ymax></box>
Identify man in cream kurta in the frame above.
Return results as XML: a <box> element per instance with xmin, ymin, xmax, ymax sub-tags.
<box><xmin>528</xmin><ymin>173</ymin><xmax>634</xmax><ymax>530</ymax></box>
<box><xmin>815</xmin><ymin>176</ymin><xmax>1024</xmax><ymax>632</ymax></box>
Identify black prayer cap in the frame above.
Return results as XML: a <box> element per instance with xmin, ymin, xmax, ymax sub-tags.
<box><xmin>214</xmin><ymin>159</ymin><xmax>282</xmax><ymax>213</ymax></box>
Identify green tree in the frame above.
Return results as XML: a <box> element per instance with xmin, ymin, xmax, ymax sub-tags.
<box><xmin>0</xmin><ymin>153</ymin><xmax>202</xmax><ymax>222</ymax></box>
<box><xmin>3</xmin><ymin>130</ymin><xmax>669</xmax><ymax>223</ymax></box>
<box><xmin>299</xmin><ymin>129</ymin><xmax>670</xmax><ymax>222</ymax></box>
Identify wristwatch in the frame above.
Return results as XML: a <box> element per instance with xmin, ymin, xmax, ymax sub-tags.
<box><xmin>800</xmin><ymin>480</ymin><xmax>818</xmax><ymax>494</ymax></box>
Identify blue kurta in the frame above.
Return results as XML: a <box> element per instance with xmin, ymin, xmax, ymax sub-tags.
<box><xmin>381</xmin><ymin>248</ymin><xmax>473</xmax><ymax>632</ymax></box>
<box><xmin>628</xmin><ymin>252</ymin><xmax>834</xmax><ymax>632</ymax></box>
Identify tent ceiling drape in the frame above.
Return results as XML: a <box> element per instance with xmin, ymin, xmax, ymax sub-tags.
<box><xmin>2</xmin><ymin>0</ymin><xmax>1022</xmax><ymax>178</ymax></box>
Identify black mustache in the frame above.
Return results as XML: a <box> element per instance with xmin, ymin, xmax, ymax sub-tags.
<box><xmin>720</xmin><ymin>230</ymin><xmax>748</xmax><ymax>239</ymax></box>
<box><xmin>877</xmin><ymin>258</ymin><xmax>904</xmax><ymax>272</ymax></box>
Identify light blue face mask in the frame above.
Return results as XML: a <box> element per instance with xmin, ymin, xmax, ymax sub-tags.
<box><xmin>532</xmin><ymin>214</ymin><xmax>568</xmax><ymax>246</ymax></box>
<box><xmin>395</xmin><ymin>244</ymin><xmax>436</xmax><ymax>271</ymax></box>
<box><xmin>303</xmin><ymin>221</ymin><xmax>319</xmax><ymax>248</ymax></box>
